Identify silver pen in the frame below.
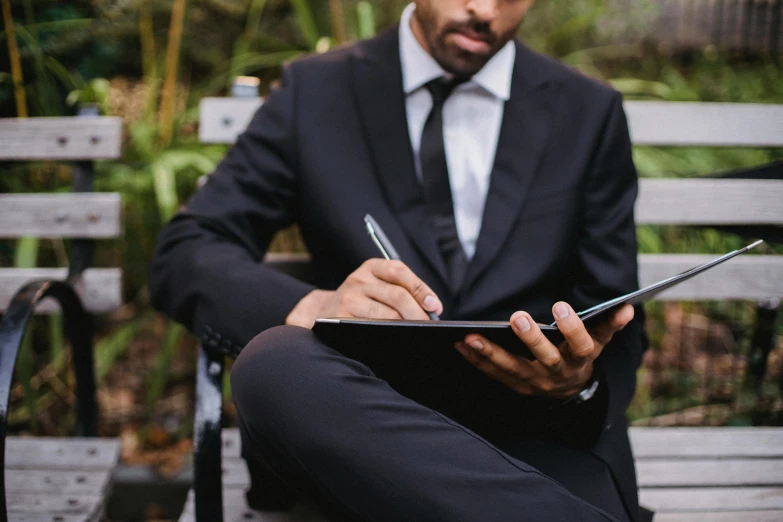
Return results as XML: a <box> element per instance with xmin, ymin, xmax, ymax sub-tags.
<box><xmin>364</xmin><ymin>214</ymin><xmax>440</xmax><ymax>320</ymax></box>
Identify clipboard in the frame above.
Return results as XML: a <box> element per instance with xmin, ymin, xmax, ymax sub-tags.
<box><xmin>313</xmin><ymin>240</ymin><xmax>763</xmax><ymax>361</ymax></box>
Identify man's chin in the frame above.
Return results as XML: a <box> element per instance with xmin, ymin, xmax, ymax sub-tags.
<box><xmin>437</xmin><ymin>51</ymin><xmax>491</xmax><ymax>78</ymax></box>
<box><xmin>431</xmin><ymin>33</ymin><xmax>498</xmax><ymax>77</ymax></box>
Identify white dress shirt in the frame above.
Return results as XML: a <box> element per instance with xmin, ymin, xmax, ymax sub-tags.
<box><xmin>399</xmin><ymin>3</ymin><xmax>515</xmax><ymax>260</ymax></box>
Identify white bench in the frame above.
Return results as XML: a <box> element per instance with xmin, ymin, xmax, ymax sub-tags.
<box><xmin>181</xmin><ymin>97</ymin><xmax>783</xmax><ymax>521</ymax></box>
<box><xmin>0</xmin><ymin>115</ymin><xmax>124</xmax><ymax>522</ymax></box>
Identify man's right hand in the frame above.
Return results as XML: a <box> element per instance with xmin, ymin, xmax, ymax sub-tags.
<box><xmin>285</xmin><ymin>259</ymin><xmax>443</xmax><ymax>328</ymax></box>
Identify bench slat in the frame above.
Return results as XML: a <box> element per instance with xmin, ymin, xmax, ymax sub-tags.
<box><xmin>263</xmin><ymin>253</ymin><xmax>311</xmax><ymax>264</ymax></box>
<box><xmin>221</xmin><ymin>460</ymin><xmax>783</xmax><ymax>520</ymax></box>
<box><xmin>220</xmin><ymin>426</ymin><xmax>783</xmax><ymax>460</ymax></box>
<box><xmin>222</xmin><ymin>427</ymin><xmax>242</xmax><ymax>459</ymax></box>
<box><xmin>6</xmin><ymin>492</ymin><xmax>103</xmax><ymax>520</ymax></box>
<box><xmin>264</xmin><ymin>253</ymin><xmax>783</xmax><ymax>301</ymax></box>
<box><xmin>199</xmin><ymin>98</ymin><xmax>264</xmax><ymax>144</ymax></box>
<box><xmin>639</xmin><ymin>487</ymin><xmax>783</xmax><ymax>512</ymax></box>
<box><xmin>179</xmin><ymin>485</ymin><xmax>783</xmax><ymax>521</ymax></box>
<box><xmin>638</xmin><ymin>254</ymin><xmax>783</xmax><ymax>300</ymax></box>
<box><xmin>0</xmin><ymin>117</ymin><xmax>123</xmax><ymax>160</ymax></box>
<box><xmin>5</xmin><ymin>438</ymin><xmax>119</xmax><ymax>522</ymax></box>
<box><xmin>0</xmin><ymin>194</ymin><xmax>122</xmax><ymax>239</ymax></box>
<box><xmin>221</xmin><ymin>458</ymin><xmax>250</xmax><ymax>487</ymax></box>
<box><xmin>636</xmin><ymin>179</ymin><xmax>783</xmax><ymax>225</ymax></box>
<box><xmin>653</xmin><ymin>512</ymin><xmax>783</xmax><ymax>522</ymax></box>
<box><xmin>5</xmin><ymin>437</ymin><xmax>121</xmax><ymax>471</ymax></box>
<box><xmin>630</xmin><ymin>428</ymin><xmax>783</xmax><ymax>459</ymax></box>
<box><xmin>6</xmin><ymin>469</ymin><xmax>113</xmax><ymax>496</ymax></box>
<box><xmin>178</xmin><ymin>489</ymin><xmax>325</xmax><ymax>522</ymax></box>
<box><xmin>636</xmin><ymin>459</ymin><xmax>783</xmax><ymax>487</ymax></box>
<box><xmin>215</xmin><ymin>428</ymin><xmax>783</xmax><ymax>519</ymax></box>
<box><xmin>625</xmin><ymin>101</ymin><xmax>783</xmax><ymax>147</ymax></box>
<box><xmin>0</xmin><ymin>268</ymin><xmax>122</xmax><ymax>314</ymax></box>
<box><xmin>7</xmin><ymin>514</ymin><xmax>96</xmax><ymax>522</ymax></box>
<box><xmin>198</xmin><ymin>99</ymin><xmax>783</xmax><ymax>147</ymax></box>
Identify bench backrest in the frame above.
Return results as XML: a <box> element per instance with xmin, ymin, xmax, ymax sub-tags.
<box><xmin>0</xmin><ymin>116</ymin><xmax>124</xmax><ymax>313</ymax></box>
<box><xmin>198</xmin><ymin>98</ymin><xmax>783</xmax><ymax>302</ymax></box>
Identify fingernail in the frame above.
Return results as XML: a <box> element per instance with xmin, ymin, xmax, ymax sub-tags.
<box><xmin>515</xmin><ymin>316</ymin><xmax>531</xmax><ymax>333</ymax></box>
<box><xmin>468</xmin><ymin>340</ymin><xmax>483</xmax><ymax>352</ymax></box>
<box><xmin>423</xmin><ymin>295</ymin><xmax>438</xmax><ymax>312</ymax></box>
<box><xmin>555</xmin><ymin>303</ymin><xmax>570</xmax><ymax>319</ymax></box>
<box><xmin>455</xmin><ymin>343</ymin><xmax>468</xmax><ymax>357</ymax></box>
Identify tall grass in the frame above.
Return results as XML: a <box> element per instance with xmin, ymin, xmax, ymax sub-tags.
<box><xmin>138</xmin><ymin>0</ymin><xmax>158</xmax><ymax>121</ymax></box>
<box><xmin>329</xmin><ymin>0</ymin><xmax>347</xmax><ymax>44</ymax></box>
<box><xmin>2</xmin><ymin>0</ymin><xmax>27</xmax><ymax>116</ymax></box>
<box><xmin>160</xmin><ymin>0</ymin><xmax>187</xmax><ymax>146</ymax></box>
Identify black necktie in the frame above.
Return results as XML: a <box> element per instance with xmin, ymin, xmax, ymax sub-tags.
<box><xmin>420</xmin><ymin>78</ymin><xmax>468</xmax><ymax>293</ymax></box>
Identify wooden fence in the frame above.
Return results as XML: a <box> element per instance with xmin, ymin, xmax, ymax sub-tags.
<box><xmin>656</xmin><ymin>0</ymin><xmax>783</xmax><ymax>53</ymax></box>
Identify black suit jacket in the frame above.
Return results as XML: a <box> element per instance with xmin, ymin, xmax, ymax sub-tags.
<box><xmin>150</xmin><ymin>28</ymin><xmax>646</xmax><ymax>519</ymax></box>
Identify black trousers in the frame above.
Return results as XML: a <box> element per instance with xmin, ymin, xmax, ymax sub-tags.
<box><xmin>231</xmin><ymin>326</ymin><xmax>629</xmax><ymax>522</ymax></box>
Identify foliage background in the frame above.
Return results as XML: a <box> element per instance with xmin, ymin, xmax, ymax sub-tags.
<box><xmin>2</xmin><ymin>0</ymin><xmax>782</xmax><ymax>465</ymax></box>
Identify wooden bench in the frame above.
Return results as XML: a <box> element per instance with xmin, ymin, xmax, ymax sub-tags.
<box><xmin>181</xmin><ymin>97</ymin><xmax>783</xmax><ymax>521</ymax></box>
<box><xmin>631</xmin><ymin>427</ymin><xmax>783</xmax><ymax>521</ymax></box>
<box><xmin>0</xmin><ymin>114</ymin><xmax>124</xmax><ymax>522</ymax></box>
<box><xmin>176</xmin><ymin>426</ymin><xmax>783</xmax><ymax>522</ymax></box>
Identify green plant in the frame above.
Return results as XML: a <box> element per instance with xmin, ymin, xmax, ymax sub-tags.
<box><xmin>65</xmin><ymin>76</ymin><xmax>110</xmax><ymax>112</ymax></box>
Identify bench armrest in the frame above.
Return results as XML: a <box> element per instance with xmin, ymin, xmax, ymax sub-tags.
<box><xmin>193</xmin><ymin>344</ymin><xmax>226</xmax><ymax>521</ymax></box>
<box><xmin>0</xmin><ymin>279</ymin><xmax>98</xmax><ymax>521</ymax></box>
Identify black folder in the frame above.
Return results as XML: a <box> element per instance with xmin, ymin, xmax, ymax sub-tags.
<box><xmin>313</xmin><ymin>241</ymin><xmax>762</xmax><ymax>361</ymax></box>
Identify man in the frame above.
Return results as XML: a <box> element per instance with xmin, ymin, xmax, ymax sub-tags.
<box><xmin>150</xmin><ymin>0</ymin><xmax>647</xmax><ymax>520</ymax></box>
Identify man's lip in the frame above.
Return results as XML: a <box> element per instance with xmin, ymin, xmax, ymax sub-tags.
<box><xmin>450</xmin><ymin>31</ymin><xmax>492</xmax><ymax>53</ymax></box>
<box><xmin>455</xmin><ymin>29</ymin><xmax>492</xmax><ymax>43</ymax></box>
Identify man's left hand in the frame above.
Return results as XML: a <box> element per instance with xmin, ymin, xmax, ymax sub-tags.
<box><xmin>454</xmin><ymin>303</ymin><xmax>634</xmax><ymax>399</ymax></box>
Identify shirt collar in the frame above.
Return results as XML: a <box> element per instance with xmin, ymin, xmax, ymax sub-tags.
<box><xmin>399</xmin><ymin>3</ymin><xmax>515</xmax><ymax>101</ymax></box>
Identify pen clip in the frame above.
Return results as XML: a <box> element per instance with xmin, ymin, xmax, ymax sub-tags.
<box><xmin>366</xmin><ymin>222</ymin><xmax>391</xmax><ymax>260</ymax></box>
<box><xmin>364</xmin><ymin>214</ymin><xmax>400</xmax><ymax>260</ymax></box>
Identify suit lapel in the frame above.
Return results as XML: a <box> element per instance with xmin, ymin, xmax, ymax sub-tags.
<box><xmin>460</xmin><ymin>43</ymin><xmax>560</xmax><ymax>295</ymax></box>
<box><xmin>351</xmin><ymin>29</ymin><xmax>450</xmax><ymax>287</ymax></box>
